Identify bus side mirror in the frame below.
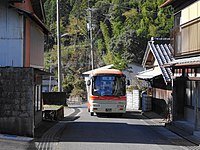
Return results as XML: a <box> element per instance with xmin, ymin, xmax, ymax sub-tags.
<box><xmin>87</xmin><ymin>80</ymin><xmax>91</xmax><ymax>86</ymax></box>
<box><xmin>126</xmin><ymin>80</ymin><xmax>130</xmax><ymax>86</ymax></box>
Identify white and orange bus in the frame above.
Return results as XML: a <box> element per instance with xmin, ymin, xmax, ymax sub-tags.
<box><xmin>86</xmin><ymin>69</ymin><xmax>128</xmax><ymax>116</ymax></box>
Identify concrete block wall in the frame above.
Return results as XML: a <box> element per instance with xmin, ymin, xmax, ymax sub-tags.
<box><xmin>0</xmin><ymin>67</ymin><xmax>34</xmax><ymax>137</ymax></box>
<box><xmin>126</xmin><ymin>90</ymin><xmax>140</xmax><ymax>111</ymax></box>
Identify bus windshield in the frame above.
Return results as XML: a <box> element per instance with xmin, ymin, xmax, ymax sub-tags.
<box><xmin>92</xmin><ymin>75</ymin><xmax>126</xmax><ymax>96</ymax></box>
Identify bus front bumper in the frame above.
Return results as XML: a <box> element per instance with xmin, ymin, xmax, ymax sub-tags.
<box><xmin>90</xmin><ymin>103</ymin><xmax>126</xmax><ymax>113</ymax></box>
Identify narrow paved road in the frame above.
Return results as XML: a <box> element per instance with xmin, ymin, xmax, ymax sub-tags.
<box><xmin>49</xmin><ymin>104</ymin><xmax>198</xmax><ymax>150</ymax></box>
<box><xmin>1</xmin><ymin>103</ymin><xmax>199</xmax><ymax>150</ymax></box>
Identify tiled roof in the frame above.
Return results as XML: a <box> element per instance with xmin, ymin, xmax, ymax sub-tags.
<box><xmin>143</xmin><ymin>37</ymin><xmax>174</xmax><ymax>83</ymax></box>
<box><xmin>136</xmin><ymin>68</ymin><xmax>162</xmax><ymax>80</ymax></box>
<box><xmin>165</xmin><ymin>56</ymin><xmax>200</xmax><ymax>67</ymax></box>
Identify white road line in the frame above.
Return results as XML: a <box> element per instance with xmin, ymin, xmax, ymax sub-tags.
<box><xmin>75</xmin><ymin>108</ymin><xmax>82</xmax><ymax>117</ymax></box>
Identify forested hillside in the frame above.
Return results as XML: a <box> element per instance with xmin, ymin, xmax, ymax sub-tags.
<box><xmin>44</xmin><ymin>0</ymin><xmax>173</xmax><ymax>96</ymax></box>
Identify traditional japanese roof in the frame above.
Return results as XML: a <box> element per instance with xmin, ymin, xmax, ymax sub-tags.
<box><xmin>136</xmin><ymin>68</ymin><xmax>162</xmax><ymax>80</ymax></box>
<box><xmin>160</xmin><ymin>0</ymin><xmax>174</xmax><ymax>8</ymax></box>
<box><xmin>160</xmin><ymin>0</ymin><xmax>197</xmax><ymax>9</ymax></box>
<box><xmin>30</xmin><ymin>0</ymin><xmax>46</xmax><ymax>22</ymax></box>
<box><xmin>9</xmin><ymin>0</ymin><xmax>46</xmax><ymax>22</ymax></box>
<box><xmin>10</xmin><ymin>5</ymin><xmax>49</xmax><ymax>34</ymax></box>
<box><xmin>164</xmin><ymin>56</ymin><xmax>200</xmax><ymax>67</ymax></box>
<box><xmin>142</xmin><ymin>37</ymin><xmax>174</xmax><ymax>83</ymax></box>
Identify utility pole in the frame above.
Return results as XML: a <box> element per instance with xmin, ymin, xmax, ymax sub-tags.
<box><xmin>57</xmin><ymin>0</ymin><xmax>62</xmax><ymax>92</ymax></box>
<box><xmin>87</xmin><ymin>0</ymin><xmax>94</xmax><ymax>70</ymax></box>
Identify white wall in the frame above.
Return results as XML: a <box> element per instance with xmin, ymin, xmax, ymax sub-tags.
<box><xmin>30</xmin><ymin>22</ymin><xmax>44</xmax><ymax>68</ymax></box>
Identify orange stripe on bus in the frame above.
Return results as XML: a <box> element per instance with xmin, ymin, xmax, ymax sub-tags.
<box><xmin>90</xmin><ymin>96</ymin><xmax>126</xmax><ymax>100</ymax></box>
<box><xmin>92</xmin><ymin>69</ymin><xmax>123</xmax><ymax>75</ymax></box>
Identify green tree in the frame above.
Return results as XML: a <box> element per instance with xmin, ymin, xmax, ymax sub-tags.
<box><xmin>44</xmin><ymin>0</ymin><xmax>173</xmax><ymax>96</ymax></box>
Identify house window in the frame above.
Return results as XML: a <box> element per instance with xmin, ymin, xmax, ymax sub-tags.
<box><xmin>173</xmin><ymin>12</ymin><xmax>182</xmax><ymax>55</ymax></box>
<box><xmin>178</xmin><ymin>1</ymin><xmax>200</xmax><ymax>55</ymax></box>
<box><xmin>35</xmin><ymin>85</ymin><xmax>41</xmax><ymax>111</ymax></box>
<box><xmin>180</xmin><ymin>22</ymin><xmax>200</xmax><ymax>55</ymax></box>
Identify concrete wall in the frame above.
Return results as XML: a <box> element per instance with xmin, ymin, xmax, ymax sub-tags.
<box><xmin>126</xmin><ymin>90</ymin><xmax>140</xmax><ymax>111</ymax></box>
<box><xmin>0</xmin><ymin>67</ymin><xmax>34</xmax><ymax>137</ymax></box>
<box><xmin>67</xmin><ymin>96</ymin><xmax>83</xmax><ymax>105</ymax></box>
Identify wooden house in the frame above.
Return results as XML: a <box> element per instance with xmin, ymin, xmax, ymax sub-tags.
<box><xmin>0</xmin><ymin>0</ymin><xmax>48</xmax><ymax>137</ymax></box>
<box><xmin>137</xmin><ymin>37</ymin><xmax>173</xmax><ymax>117</ymax></box>
<box><xmin>161</xmin><ymin>0</ymin><xmax>200</xmax><ymax>134</ymax></box>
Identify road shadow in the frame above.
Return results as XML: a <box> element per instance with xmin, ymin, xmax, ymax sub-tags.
<box><xmin>55</xmin><ymin>121</ymin><xmax>195</xmax><ymax>147</ymax></box>
<box><xmin>34</xmin><ymin>120</ymin><xmax>58</xmax><ymax>138</ymax></box>
<box><xmin>35</xmin><ymin>106</ymin><xmax>81</xmax><ymax>139</ymax></box>
<box><xmin>95</xmin><ymin>111</ymin><xmax>148</xmax><ymax>120</ymax></box>
<box><xmin>32</xmin><ymin>105</ymin><xmax>196</xmax><ymax>148</ymax></box>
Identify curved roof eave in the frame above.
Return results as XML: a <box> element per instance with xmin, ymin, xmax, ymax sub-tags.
<box><xmin>160</xmin><ymin>0</ymin><xmax>174</xmax><ymax>8</ymax></box>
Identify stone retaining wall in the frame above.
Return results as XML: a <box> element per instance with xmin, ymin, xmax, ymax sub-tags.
<box><xmin>0</xmin><ymin>67</ymin><xmax>34</xmax><ymax>137</ymax></box>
